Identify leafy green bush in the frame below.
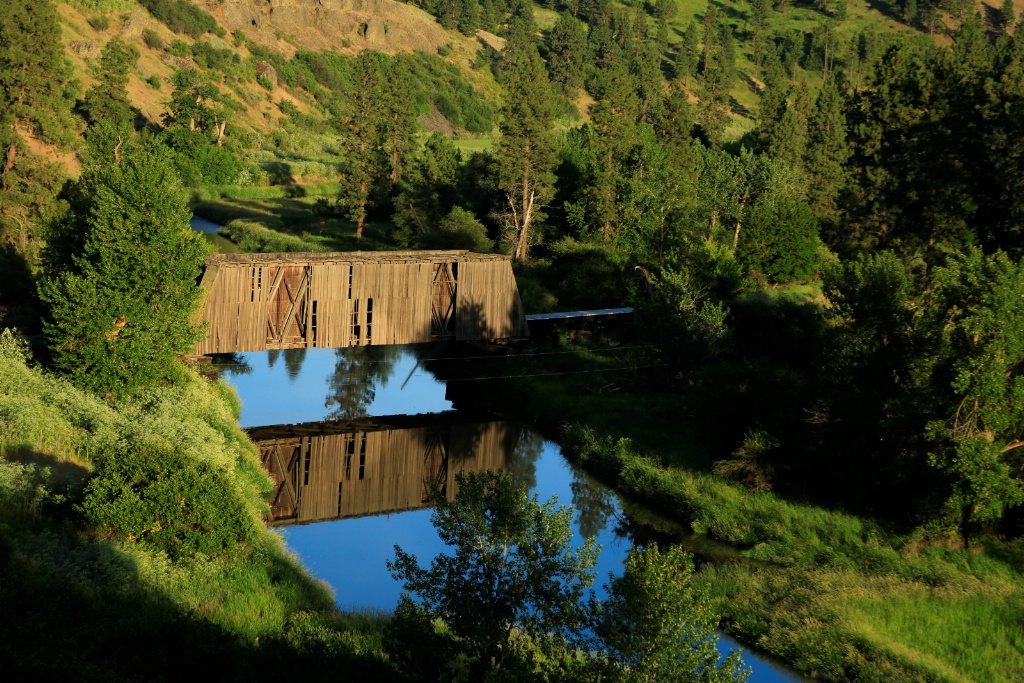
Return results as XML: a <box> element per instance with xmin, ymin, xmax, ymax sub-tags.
<box><xmin>138</xmin><ymin>0</ymin><xmax>225</xmax><ymax>38</ymax></box>
<box><xmin>147</xmin><ymin>74</ymin><xmax>161</xmax><ymax>89</ymax></box>
<box><xmin>81</xmin><ymin>440</ymin><xmax>256</xmax><ymax>559</ymax></box>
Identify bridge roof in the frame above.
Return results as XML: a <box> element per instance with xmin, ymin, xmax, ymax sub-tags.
<box><xmin>205</xmin><ymin>250</ymin><xmax>510</xmax><ymax>266</ymax></box>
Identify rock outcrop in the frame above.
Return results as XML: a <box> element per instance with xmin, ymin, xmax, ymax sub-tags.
<box><xmin>214</xmin><ymin>0</ymin><xmax>455</xmax><ymax>55</ymax></box>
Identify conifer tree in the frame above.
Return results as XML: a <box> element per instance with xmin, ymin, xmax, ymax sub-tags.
<box><xmin>495</xmin><ymin>5</ymin><xmax>557</xmax><ymax>262</ymax></box>
<box><xmin>378</xmin><ymin>59</ymin><xmax>418</xmax><ymax>186</ymax></box>
<box><xmin>82</xmin><ymin>38</ymin><xmax>140</xmax><ymax>127</ymax></box>
<box><xmin>0</xmin><ymin>0</ymin><xmax>78</xmax><ymax>253</ymax></box>
<box><xmin>804</xmin><ymin>77</ymin><xmax>849</xmax><ymax>224</ymax></box>
<box><xmin>699</xmin><ymin>17</ymin><xmax>736</xmax><ymax>145</ymax></box>
<box><xmin>392</xmin><ymin>133</ymin><xmax>463</xmax><ymax>246</ymax></box>
<box><xmin>999</xmin><ymin>0</ymin><xmax>1015</xmax><ymax>31</ymax></box>
<box><xmin>589</xmin><ymin>60</ymin><xmax>640</xmax><ymax>238</ymax></box>
<box><xmin>549</xmin><ymin>12</ymin><xmax>588</xmax><ymax>96</ymax></box>
<box><xmin>40</xmin><ymin>144</ymin><xmax>207</xmax><ymax>396</ymax></box>
<box><xmin>675</xmin><ymin>21</ymin><xmax>701</xmax><ymax>88</ymax></box>
<box><xmin>339</xmin><ymin>52</ymin><xmax>387</xmax><ymax>241</ymax></box>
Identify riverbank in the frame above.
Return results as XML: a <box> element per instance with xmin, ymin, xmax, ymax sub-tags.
<box><xmin>430</xmin><ymin>340</ymin><xmax>1024</xmax><ymax>682</ymax></box>
<box><xmin>0</xmin><ymin>349</ymin><xmax>393</xmax><ymax>681</ymax></box>
<box><xmin>189</xmin><ymin>183</ymin><xmax>395</xmax><ymax>253</ymax></box>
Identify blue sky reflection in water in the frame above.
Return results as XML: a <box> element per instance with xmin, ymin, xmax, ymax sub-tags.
<box><xmin>222</xmin><ymin>346</ymin><xmax>806</xmax><ymax>683</ymax></box>
<box><xmin>218</xmin><ymin>346</ymin><xmax>451</xmax><ymax>428</ymax></box>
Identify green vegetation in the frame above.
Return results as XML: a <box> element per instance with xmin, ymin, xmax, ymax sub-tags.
<box><xmin>40</xmin><ymin>144</ymin><xmax>207</xmax><ymax>396</ymax></box>
<box><xmin>0</xmin><ymin>350</ymin><xmax>391</xmax><ymax>681</ymax></box>
<box><xmin>2</xmin><ymin>0</ymin><xmax>1023</xmax><ymax>679</ymax></box>
<box><xmin>386</xmin><ymin>469</ymin><xmax>747</xmax><ymax>682</ymax></box>
<box><xmin>137</xmin><ymin>0</ymin><xmax>225</xmax><ymax>39</ymax></box>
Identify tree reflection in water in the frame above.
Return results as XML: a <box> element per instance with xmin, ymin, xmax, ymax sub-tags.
<box><xmin>506</xmin><ymin>426</ymin><xmax>542</xmax><ymax>492</ymax></box>
<box><xmin>324</xmin><ymin>345</ymin><xmax>401</xmax><ymax>420</ymax></box>
<box><xmin>571</xmin><ymin>472</ymin><xmax>618</xmax><ymax>540</ymax></box>
<box><xmin>283</xmin><ymin>348</ymin><xmax>307</xmax><ymax>381</ymax></box>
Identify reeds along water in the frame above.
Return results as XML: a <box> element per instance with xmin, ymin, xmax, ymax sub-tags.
<box><xmin>254</xmin><ymin>419</ymin><xmax>521</xmax><ymax>525</ymax></box>
<box><xmin>195</xmin><ymin>251</ymin><xmax>529</xmax><ymax>355</ymax></box>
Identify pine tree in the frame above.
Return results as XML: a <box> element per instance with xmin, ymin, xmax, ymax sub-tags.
<box><xmin>675</xmin><ymin>21</ymin><xmax>701</xmax><ymax>88</ymax></box>
<box><xmin>82</xmin><ymin>38</ymin><xmax>140</xmax><ymax>127</ymax></box>
<box><xmin>804</xmin><ymin>77</ymin><xmax>849</xmax><ymax>224</ymax></box>
<box><xmin>549</xmin><ymin>12</ymin><xmax>588</xmax><ymax>96</ymax></box>
<box><xmin>495</xmin><ymin>7</ymin><xmax>557</xmax><ymax>262</ymax></box>
<box><xmin>589</xmin><ymin>60</ymin><xmax>640</xmax><ymax>238</ymax></box>
<box><xmin>40</xmin><ymin>144</ymin><xmax>207</xmax><ymax>396</ymax></box>
<box><xmin>378</xmin><ymin>59</ymin><xmax>418</xmax><ymax>186</ymax></box>
<box><xmin>699</xmin><ymin>17</ymin><xmax>736</xmax><ymax>145</ymax></box>
<box><xmin>392</xmin><ymin>133</ymin><xmax>463</xmax><ymax>246</ymax></box>
<box><xmin>339</xmin><ymin>52</ymin><xmax>387</xmax><ymax>241</ymax></box>
<box><xmin>999</xmin><ymin>0</ymin><xmax>1016</xmax><ymax>31</ymax></box>
<box><xmin>0</xmin><ymin>0</ymin><xmax>78</xmax><ymax>253</ymax></box>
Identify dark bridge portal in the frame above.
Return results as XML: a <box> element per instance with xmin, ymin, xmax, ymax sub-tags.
<box><xmin>194</xmin><ymin>250</ymin><xmax>529</xmax><ymax>355</ymax></box>
<box><xmin>248</xmin><ymin>415</ymin><xmax>523</xmax><ymax>526</ymax></box>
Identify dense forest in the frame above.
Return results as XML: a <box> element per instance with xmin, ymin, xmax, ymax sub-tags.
<box><xmin>1</xmin><ymin>0</ymin><xmax>1023</xmax><ymax>679</ymax></box>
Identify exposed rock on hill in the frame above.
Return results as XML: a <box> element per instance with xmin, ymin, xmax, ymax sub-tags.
<box><xmin>213</xmin><ymin>0</ymin><xmax>455</xmax><ymax>55</ymax></box>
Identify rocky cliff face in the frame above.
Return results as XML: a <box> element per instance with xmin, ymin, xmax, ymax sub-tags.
<box><xmin>212</xmin><ymin>0</ymin><xmax>455</xmax><ymax>55</ymax></box>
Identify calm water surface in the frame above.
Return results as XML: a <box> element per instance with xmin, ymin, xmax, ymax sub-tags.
<box><xmin>216</xmin><ymin>345</ymin><xmax>809</xmax><ymax>682</ymax></box>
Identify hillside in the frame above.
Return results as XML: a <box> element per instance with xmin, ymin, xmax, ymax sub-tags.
<box><xmin>55</xmin><ymin>0</ymin><xmax>496</xmax><ymax>139</ymax></box>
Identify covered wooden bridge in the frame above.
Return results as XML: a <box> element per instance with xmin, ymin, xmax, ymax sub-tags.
<box><xmin>194</xmin><ymin>250</ymin><xmax>529</xmax><ymax>355</ymax></box>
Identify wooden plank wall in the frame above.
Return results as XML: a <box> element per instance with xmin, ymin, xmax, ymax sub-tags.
<box><xmin>196</xmin><ymin>252</ymin><xmax>526</xmax><ymax>354</ymax></box>
<box><xmin>258</xmin><ymin>421</ymin><xmax>519</xmax><ymax>525</ymax></box>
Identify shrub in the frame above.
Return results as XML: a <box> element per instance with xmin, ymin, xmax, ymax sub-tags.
<box><xmin>87</xmin><ymin>15</ymin><xmax>111</xmax><ymax>31</ymax></box>
<box><xmin>81</xmin><ymin>439</ymin><xmax>257</xmax><ymax>559</ymax></box>
<box><xmin>146</xmin><ymin>74</ymin><xmax>161</xmax><ymax>89</ymax></box>
<box><xmin>142</xmin><ymin>27</ymin><xmax>165</xmax><ymax>50</ymax></box>
<box><xmin>166</xmin><ymin>38</ymin><xmax>190</xmax><ymax>57</ymax></box>
<box><xmin>137</xmin><ymin>0</ymin><xmax>225</xmax><ymax>39</ymax></box>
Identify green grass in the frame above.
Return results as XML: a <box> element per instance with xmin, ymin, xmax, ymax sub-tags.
<box><xmin>0</xmin><ymin>353</ymin><xmax>396</xmax><ymax>679</ymax></box>
<box><xmin>191</xmin><ymin>195</ymin><xmax>396</xmax><ymax>252</ymax></box>
<box><xmin>452</xmin><ymin>136</ymin><xmax>497</xmax><ymax>154</ymax></box>
<box><xmin>189</xmin><ymin>182</ymin><xmax>342</xmax><ymax>203</ymax></box>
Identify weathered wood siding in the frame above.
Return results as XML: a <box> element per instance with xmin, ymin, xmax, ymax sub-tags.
<box><xmin>256</xmin><ymin>420</ymin><xmax>520</xmax><ymax>525</ymax></box>
<box><xmin>195</xmin><ymin>251</ymin><xmax>528</xmax><ymax>354</ymax></box>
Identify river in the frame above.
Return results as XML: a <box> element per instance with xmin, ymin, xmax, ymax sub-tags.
<box><xmin>215</xmin><ymin>344</ymin><xmax>809</xmax><ymax>682</ymax></box>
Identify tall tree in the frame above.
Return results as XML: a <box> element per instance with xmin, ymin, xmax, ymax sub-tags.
<box><xmin>0</xmin><ymin>0</ymin><xmax>78</xmax><ymax>253</ymax></box>
<box><xmin>549</xmin><ymin>12</ymin><xmax>588</xmax><ymax>96</ymax></box>
<box><xmin>378</xmin><ymin>58</ymin><xmax>418</xmax><ymax>187</ymax></box>
<box><xmin>392</xmin><ymin>132</ymin><xmax>463</xmax><ymax>245</ymax></box>
<box><xmin>675</xmin><ymin>21</ymin><xmax>701</xmax><ymax>88</ymax></box>
<box><xmin>339</xmin><ymin>52</ymin><xmax>387</xmax><ymax>241</ymax></box>
<box><xmin>495</xmin><ymin>7</ymin><xmax>557</xmax><ymax>262</ymax></box>
<box><xmin>699</xmin><ymin>17</ymin><xmax>736</xmax><ymax>145</ymax></box>
<box><xmin>589</xmin><ymin>60</ymin><xmax>640</xmax><ymax>238</ymax></box>
<box><xmin>82</xmin><ymin>38</ymin><xmax>140</xmax><ymax>128</ymax></box>
<box><xmin>39</xmin><ymin>144</ymin><xmax>207</xmax><ymax>396</ymax></box>
<box><xmin>804</xmin><ymin>77</ymin><xmax>849</xmax><ymax>225</ymax></box>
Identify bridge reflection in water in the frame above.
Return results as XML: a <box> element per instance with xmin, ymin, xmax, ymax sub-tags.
<box><xmin>248</xmin><ymin>414</ymin><xmax>521</xmax><ymax>526</ymax></box>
